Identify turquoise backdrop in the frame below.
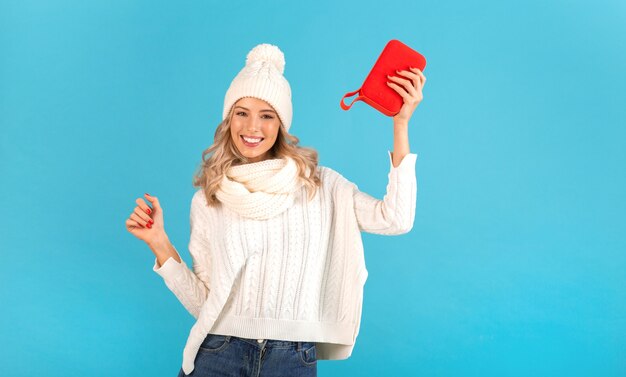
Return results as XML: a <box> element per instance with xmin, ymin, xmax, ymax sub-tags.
<box><xmin>1</xmin><ymin>0</ymin><xmax>625</xmax><ymax>376</ymax></box>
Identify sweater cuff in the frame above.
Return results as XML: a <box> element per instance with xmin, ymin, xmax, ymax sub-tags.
<box><xmin>387</xmin><ymin>150</ymin><xmax>418</xmax><ymax>176</ymax></box>
<box><xmin>153</xmin><ymin>256</ymin><xmax>186</xmax><ymax>280</ymax></box>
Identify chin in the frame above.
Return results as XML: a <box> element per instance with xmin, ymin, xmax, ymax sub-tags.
<box><xmin>244</xmin><ymin>150</ymin><xmax>270</xmax><ymax>161</ymax></box>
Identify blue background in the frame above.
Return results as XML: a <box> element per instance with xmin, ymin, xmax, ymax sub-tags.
<box><xmin>1</xmin><ymin>0</ymin><xmax>625</xmax><ymax>376</ymax></box>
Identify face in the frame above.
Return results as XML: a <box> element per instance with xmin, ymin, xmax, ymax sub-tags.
<box><xmin>229</xmin><ymin>97</ymin><xmax>281</xmax><ymax>163</ymax></box>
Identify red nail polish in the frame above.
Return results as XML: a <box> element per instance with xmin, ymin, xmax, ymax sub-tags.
<box><xmin>145</xmin><ymin>193</ymin><xmax>150</xmax><ymax>196</ymax></box>
<box><xmin>146</xmin><ymin>208</ymin><xmax>152</xmax><ymax>215</ymax></box>
<box><xmin>147</xmin><ymin>222</ymin><xmax>152</xmax><ymax>229</ymax></box>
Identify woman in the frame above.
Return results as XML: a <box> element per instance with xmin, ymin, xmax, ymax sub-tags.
<box><xmin>125</xmin><ymin>43</ymin><xmax>425</xmax><ymax>377</ymax></box>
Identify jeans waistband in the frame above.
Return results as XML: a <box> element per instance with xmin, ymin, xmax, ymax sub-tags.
<box><xmin>226</xmin><ymin>335</ymin><xmax>314</xmax><ymax>351</ymax></box>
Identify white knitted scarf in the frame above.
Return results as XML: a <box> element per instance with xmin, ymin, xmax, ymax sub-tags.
<box><xmin>215</xmin><ymin>157</ymin><xmax>307</xmax><ymax>220</ymax></box>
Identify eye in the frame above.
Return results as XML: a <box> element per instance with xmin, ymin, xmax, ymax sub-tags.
<box><xmin>262</xmin><ymin>114</ymin><xmax>274</xmax><ymax>119</ymax></box>
<box><xmin>236</xmin><ymin>111</ymin><xmax>247</xmax><ymax>116</ymax></box>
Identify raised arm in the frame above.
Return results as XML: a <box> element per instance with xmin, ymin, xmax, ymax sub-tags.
<box><xmin>151</xmin><ymin>191</ymin><xmax>212</xmax><ymax>319</ymax></box>
<box><xmin>353</xmin><ymin>65</ymin><xmax>424</xmax><ymax>234</ymax></box>
<box><xmin>352</xmin><ymin>150</ymin><xmax>417</xmax><ymax>235</ymax></box>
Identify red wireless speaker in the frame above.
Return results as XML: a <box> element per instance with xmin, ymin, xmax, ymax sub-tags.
<box><xmin>340</xmin><ymin>39</ymin><xmax>427</xmax><ymax>117</ymax></box>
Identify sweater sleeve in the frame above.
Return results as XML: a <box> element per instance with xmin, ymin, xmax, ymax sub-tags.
<box><xmin>151</xmin><ymin>191</ymin><xmax>212</xmax><ymax>319</ymax></box>
<box><xmin>352</xmin><ymin>150</ymin><xmax>418</xmax><ymax>235</ymax></box>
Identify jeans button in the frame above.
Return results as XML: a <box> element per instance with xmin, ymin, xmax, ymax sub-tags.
<box><xmin>257</xmin><ymin>339</ymin><xmax>264</xmax><ymax>343</ymax></box>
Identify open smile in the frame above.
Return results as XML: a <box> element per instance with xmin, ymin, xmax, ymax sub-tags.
<box><xmin>241</xmin><ymin>135</ymin><xmax>264</xmax><ymax>147</ymax></box>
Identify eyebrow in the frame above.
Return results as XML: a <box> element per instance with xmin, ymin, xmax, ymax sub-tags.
<box><xmin>234</xmin><ymin>106</ymin><xmax>276</xmax><ymax>114</ymax></box>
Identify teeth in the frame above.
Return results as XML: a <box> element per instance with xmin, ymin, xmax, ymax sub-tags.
<box><xmin>243</xmin><ymin>136</ymin><xmax>263</xmax><ymax>143</ymax></box>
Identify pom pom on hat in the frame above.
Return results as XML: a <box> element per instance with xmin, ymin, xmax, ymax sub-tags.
<box><xmin>223</xmin><ymin>43</ymin><xmax>293</xmax><ymax>132</ymax></box>
<box><xmin>246</xmin><ymin>44</ymin><xmax>286</xmax><ymax>75</ymax></box>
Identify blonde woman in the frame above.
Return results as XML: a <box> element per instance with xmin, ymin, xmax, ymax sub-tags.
<box><xmin>125</xmin><ymin>43</ymin><xmax>425</xmax><ymax>377</ymax></box>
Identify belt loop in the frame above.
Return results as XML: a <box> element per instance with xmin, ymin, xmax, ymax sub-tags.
<box><xmin>297</xmin><ymin>341</ymin><xmax>302</xmax><ymax>351</ymax></box>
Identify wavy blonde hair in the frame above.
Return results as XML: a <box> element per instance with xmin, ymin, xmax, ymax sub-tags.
<box><xmin>192</xmin><ymin>107</ymin><xmax>321</xmax><ymax>207</ymax></box>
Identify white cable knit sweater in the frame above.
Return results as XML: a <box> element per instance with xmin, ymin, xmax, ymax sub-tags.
<box><xmin>153</xmin><ymin>150</ymin><xmax>418</xmax><ymax>375</ymax></box>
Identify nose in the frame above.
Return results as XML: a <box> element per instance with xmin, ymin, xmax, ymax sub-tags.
<box><xmin>245</xmin><ymin>118</ymin><xmax>261</xmax><ymax>132</ymax></box>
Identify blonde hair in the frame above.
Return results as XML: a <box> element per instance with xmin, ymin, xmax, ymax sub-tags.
<box><xmin>192</xmin><ymin>107</ymin><xmax>322</xmax><ymax>207</ymax></box>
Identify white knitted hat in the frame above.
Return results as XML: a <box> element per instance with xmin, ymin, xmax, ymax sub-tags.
<box><xmin>223</xmin><ymin>43</ymin><xmax>293</xmax><ymax>132</ymax></box>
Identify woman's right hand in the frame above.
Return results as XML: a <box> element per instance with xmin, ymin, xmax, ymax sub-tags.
<box><xmin>125</xmin><ymin>193</ymin><xmax>167</xmax><ymax>246</ymax></box>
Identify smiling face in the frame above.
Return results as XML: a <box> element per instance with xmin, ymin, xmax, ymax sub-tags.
<box><xmin>229</xmin><ymin>97</ymin><xmax>282</xmax><ymax>163</ymax></box>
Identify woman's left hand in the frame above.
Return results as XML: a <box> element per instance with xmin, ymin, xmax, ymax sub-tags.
<box><xmin>386</xmin><ymin>67</ymin><xmax>426</xmax><ymax>125</ymax></box>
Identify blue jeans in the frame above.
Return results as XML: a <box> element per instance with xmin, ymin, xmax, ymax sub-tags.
<box><xmin>177</xmin><ymin>333</ymin><xmax>318</xmax><ymax>377</ymax></box>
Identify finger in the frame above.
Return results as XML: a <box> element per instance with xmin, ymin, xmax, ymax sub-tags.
<box><xmin>135</xmin><ymin>198</ymin><xmax>153</xmax><ymax>215</ymax></box>
<box><xmin>387</xmin><ymin>74</ymin><xmax>418</xmax><ymax>97</ymax></box>
<box><xmin>394</xmin><ymin>69</ymin><xmax>421</xmax><ymax>90</ymax></box>
<box><xmin>131</xmin><ymin>212</ymin><xmax>151</xmax><ymax>228</ymax></box>
<box><xmin>126</xmin><ymin>218</ymin><xmax>143</xmax><ymax>231</ymax></box>
<box><xmin>404</xmin><ymin>70</ymin><xmax>424</xmax><ymax>97</ymax></box>
<box><xmin>386</xmin><ymin>81</ymin><xmax>411</xmax><ymax>102</ymax></box>
<box><xmin>144</xmin><ymin>193</ymin><xmax>161</xmax><ymax>212</ymax></box>
<box><xmin>409</xmin><ymin>67</ymin><xmax>426</xmax><ymax>88</ymax></box>
<box><xmin>388</xmin><ymin>79</ymin><xmax>423</xmax><ymax>105</ymax></box>
<box><xmin>134</xmin><ymin>206</ymin><xmax>153</xmax><ymax>223</ymax></box>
